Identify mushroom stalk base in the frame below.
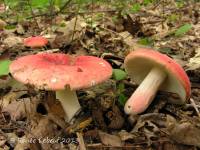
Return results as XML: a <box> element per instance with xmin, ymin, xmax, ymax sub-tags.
<box><xmin>124</xmin><ymin>67</ymin><xmax>167</xmax><ymax>115</ymax></box>
<box><xmin>56</xmin><ymin>90</ymin><xmax>81</xmax><ymax>122</ymax></box>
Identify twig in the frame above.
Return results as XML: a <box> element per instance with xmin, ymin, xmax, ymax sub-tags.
<box><xmin>98</xmin><ymin>26</ymin><xmax>123</xmax><ymax>38</ymax></box>
<box><xmin>189</xmin><ymin>98</ymin><xmax>200</xmax><ymax>117</ymax></box>
<box><xmin>76</xmin><ymin>132</ymin><xmax>86</xmax><ymax>150</ymax></box>
<box><xmin>86</xmin><ymin>139</ymin><xmax>170</xmax><ymax>148</ymax></box>
<box><xmin>61</xmin><ymin>9</ymin><xmax>117</xmax><ymax>14</ymax></box>
<box><xmin>86</xmin><ymin>144</ymin><xmax>142</xmax><ymax>148</ymax></box>
<box><xmin>91</xmin><ymin>0</ymin><xmax>94</xmax><ymax>27</ymax></box>
<box><xmin>185</xmin><ymin>104</ymin><xmax>200</xmax><ymax>109</ymax></box>
<box><xmin>59</xmin><ymin>0</ymin><xmax>73</xmax><ymax>14</ymax></box>
<box><xmin>71</xmin><ymin>3</ymin><xmax>80</xmax><ymax>42</ymax></box>
<box><xmin>37</xmin><ymin>49</ymin><xmax>60</xmax><ymax>54</ymax></box>
<box><xmin>49</xmin><ymin>0</ymin><xmax>55</xmax><ymax>25</ymax></box>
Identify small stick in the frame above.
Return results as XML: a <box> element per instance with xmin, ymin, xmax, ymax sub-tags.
<box><xmin>189</xmin><ymin>98</ymin><xmax>200</xmax><ymax>117</ymax></box>
<box><xmin>37</xmin><ymin>49</ymin><xmax>60</xmax><ymax>54</ymax></box>
<box><xmin>76</xmin><ymin>132</ymin><xmax>86</xmax><ymax>150</ymax></box>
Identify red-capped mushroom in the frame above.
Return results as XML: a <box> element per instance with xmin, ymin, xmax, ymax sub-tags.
<box><xmin>9</xmin><ymin>53</ymin><xmax>112</xmax><ymax>121</ymax></box>
<box><xmin>24</xmin><ymin>36</ymin><xmax>48</xmax><ymax>48</ymax></box>
<box><xmin>124</xmin><ymin>48</ymin><xmax>191</xmax><ymax>115</ymax></box>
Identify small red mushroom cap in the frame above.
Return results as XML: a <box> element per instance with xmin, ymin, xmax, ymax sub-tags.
<box><xmin>24</xmin><ymin>36</ymin><xmax>48</xmax><ymax>48</ymax></box>
<box><xmin>9</xmin><ymin>53</ymin><xmax>112</xmax><ymax>90</ymax></box>
<box><xmin>125</xmin><ymin>48</ymin><xmax>191</xmax><ymax>104</ymax></box>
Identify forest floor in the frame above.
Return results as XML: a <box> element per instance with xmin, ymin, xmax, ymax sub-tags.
<box><xmin>0</xmin><ymin>0</ymin><xmax>200</xmax><ymax>150</ymax></box>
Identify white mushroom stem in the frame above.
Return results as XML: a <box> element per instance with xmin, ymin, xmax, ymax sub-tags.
<box><xmin>124</xmin><ymin>67</ymin><xmax>167</xmax><ymax>115</ymax></box>
<box><xmin>56</xmin><ymin>90</ymin><xmax>81</xmax><ymax>122</ymax></box>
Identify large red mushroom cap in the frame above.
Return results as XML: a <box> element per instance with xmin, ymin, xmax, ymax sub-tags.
<box><xmin>9</xmin><ymin>53</ymin><xmax>112</xmax><ymax>90</ymax></box>
<box><xmin>23</xmin><ymin>36</ymin><xmax>48</xmax><ymax>48</ymax></box>
<box><xmin>124</xmin><ymin>48</ymin><xmax>191</xmax><ymax>114</ymax></box>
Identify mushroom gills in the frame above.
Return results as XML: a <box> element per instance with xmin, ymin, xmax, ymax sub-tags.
<box><xmin>124</xmin><ymin>67</ymin><xmax>167</xmax><ymax>115</ymax></box>
<box><xmin>56</xmin><ymin>90</ymin><xmax>81</xmax><ymax>122</ymax></box>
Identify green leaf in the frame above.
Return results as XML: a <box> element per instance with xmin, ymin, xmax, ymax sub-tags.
<box><xmin>118</xmin><ymin>93</ymin><xmax>128</xmax><ymax>106</ymax></box>
<box><xmin>143</xmin><ymin>0</ymin><xmax>152</xmax><ymax>5</ymax></box>
<box><xmin>112</xmin><ymin>69</ymin><xmax>127</xmax><ymax>81</ymax></box>
<box><xmin>5</xmin><ymin>24</ymin><xmax>16</xmax><ymax>30</ymax></box>
<box><xmin>158</xmin><ymin>47</ymin><xmax>172</xmax><ymax>54</ymax></box>
<box><xmin>117</xmin><ymin>82</ymin><xmax>125</xmax><ymax>93</ymax></box>
<box><xmin>0</xmin><ymin>59</ymin><xmax>11</xmax><ymax>76</ymax></box>
<box><xmin>175</xmin><ymin>24</ymin><xmax>192</xmax><ymax>37</ymax></box>
<box><xmin>131</xmin><ymin>3</ymin><xmax>141</xmax><ymax>13</ymax></box>
<box><xmin>167</xmin><ymin>14</ymin><xmax>179</xmax><ymax>22</ymax></box>
<box><xmin>176</xmin><ymin>1</ymin><xmax>184</xmax><ymax>8</ymax></box>
<box><xmin>138</xmin><ymin>37</ymin><xmax>154</xmax><ymax>46</ymax></box>
<box><xmin>31</xmin><ymin>0</ymin><xmax>49</xmax><ymax>8</ymax></box>
<box><xmin>54</xmin><ymin>0</ymin><xmax>62</xmax><ymax>7</ymax></box>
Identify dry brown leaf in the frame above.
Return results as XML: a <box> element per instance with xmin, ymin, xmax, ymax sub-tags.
<box><xmin>14</xmin><ymin>136</ymin><xmax>31</xmax><ymax>150</ymax></box>
<box><xmin>28</xmin><ymin>117</ymin><xmax>60</xmax><ymax>150</ymax></box>
<box><xmin>119</xmin><ymin>31</ymin><xmax>136</xmax><ymax>49</ymax></box>
<box><xmin>118</xmin><ymin>130</ymin><xmax>134</xmax><ymax>141</ymax></box>
<box><xmin>186</xmin><ymin>48</ymin><xmax>200</xmax><ymax>70</ymax></box>
<box><xmin>106</xmin><ymin>106</ymin><xmax>124</xmax><ymax>129</ymax></box>
<box><xmin>15</xmin><ymin>24</ymin><xmax>25</xmax><ymax>35</ymax></box>
<box><xmin>30</xmin><ymin>117</ymin><xmax>56</xmax><ymax>138</ymax></box>
<box><xmin>98</xmin><ymin>131</ymin><xmax>122</xmax><ymax>147</ymax></box>
<box><xmin>3</xmin><ymin>36</ymin><xmax>22</xmax><ymax>48</ymax></box>
<box><xmin>167</xmin><ymin>122</ymin><xmax>200</xmax><ymax>147</ymax></box>
<box><xmin>0</xmin><ymin>19</ymin><xmax>6</xmax><ymax>30</ymax></box>
<box><xmin>2</xmin><ymin>97</ymin><xmax>40</xmax><ymax>121</ymax></box>
<box><xmin>5</xmin><ymin>132</ymin><xmax>18</xmax><ymax>147</ymax></box>
<box><xmin>0</xmin><ymin>135</ymin><xmax>7</xmax><ymax>147</ymax></box>
<box><xmin>52</xmin><ymin>16</ymin><xmax>86</xmax><ymax>48</ymax></box>
<box><xmin>1</xmin><ymin>78</ymin><xmax>27</xmax><ymax>107</ymax></box>
<box><xmin>1</xmin><ymin>90</ymin><xmax>27</xmax><ymax>108</ymax></box>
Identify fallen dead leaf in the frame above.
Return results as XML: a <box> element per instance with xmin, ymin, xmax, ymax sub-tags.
<box><xmin>2</xmin><ymin>97</ymin><xmax>40</xmax><ymax>121</ymax></box>
<box><xmin>52</xmin><ymin>16</ymin><xmax>86</xmax><ymax>48</ymax></box>
<box><xmin>118</xmin><ymin>130</ymin><xmax>134</xmax><ymax>141</ymax></box>
<box><xmin>98</xmin><ymin>131</ymin><xmax>122</xmax><ymax>147</ymax></box>
<box><xmin>27</xmin><ymin>117</ymin><xmax>60</xmax><ymax>150</ymax></box>
<box><xmin>92</xmin><ymin>105</ymin><xmax>107</xmax><ymax>130</ymax></box>
<box><xmin>186</xmin><ymin>48</ymin><xmax>200</xmax><ymax>70</ymax></box>
<box><xmin>119</xmin><ymin>31</ymin><xmax>136</xmax><ymax>49</ymax></box>
<box><xmin>1</xmin><ymin>78</ymin><xmax>27</xmax><ymax>107</ymax></box>
<box><xmin>1</xmin><ymin>90</ymin><xmax>27</xmax><ymax>108</ymax></box>
<box><xmin>0</xmin><ymin>19</ymin><xmax>6</xmax><ymax>30</ymax></box>
<box><xmin>5</xmin><ymin>132</ymin><xmax>18</xmax><ymax>147</ymax></box>
<box><xmin>15</xmin><ymin>24</ymin><xmax>25</xmax><ymax>35</ymax></box>
<box><xmin>167</xmin><ymin>120</ymin><xmax>200</xmax><ymax>147</ymax></box>
<box><xmin>14</xmin><ymin>136</ymin><xmax>31</xmax><ymax>150</ymax></box>
<box><xmin>106</xmin><ymin>106</ymin><xmax>124</xmax><ymax>129</ymax></box>
<box><xmin>0</xmin><ymin>134</ymin><xmax>7</xmax><ymax>147</ymax></box>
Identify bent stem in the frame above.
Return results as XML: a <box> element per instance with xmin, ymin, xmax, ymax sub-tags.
<box><xmin>56</xmin><ymin>90</ymin><xmax>81</xmax><ymax>122</ymax></box>
<box><xmin>124</xmin><ymin>67</ymin><xmax>167</xmax><ymax>115</ymax></box>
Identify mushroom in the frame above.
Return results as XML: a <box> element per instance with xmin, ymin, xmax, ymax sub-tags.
<box><xmin>9</xmin><ymin>53</ymin><xmax>112</xmax><ymax>121</ymax></box>
<box><xmin>124</xmin><ymin>48</ymin><xmax>191</xmax><ymax>115</ymax></box>
<box><xmin>24</xmin><ymin>36</ymin><xmax>48</xmax><ymax>48</ymax></box>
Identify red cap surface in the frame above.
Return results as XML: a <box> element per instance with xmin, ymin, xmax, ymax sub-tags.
<box><xmin>24</xmin><ymin>36</ymin><xmax>48</xmax><ymax>48</ymax></box>
<box><xmin>125</xmin><ymin>48</ymin><xmax>191</xmax><ymax>103</ymax></box>
<box><xmin>9</xmin><ymin>53</ymin><xmax>112</xmax><ymax>90</ymax></box>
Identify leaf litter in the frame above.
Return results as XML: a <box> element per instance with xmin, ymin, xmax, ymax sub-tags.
<box><xmin>0</xmin><ymin>0</ymin><xmax>200</xmax><ymax>149</ymax></box>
